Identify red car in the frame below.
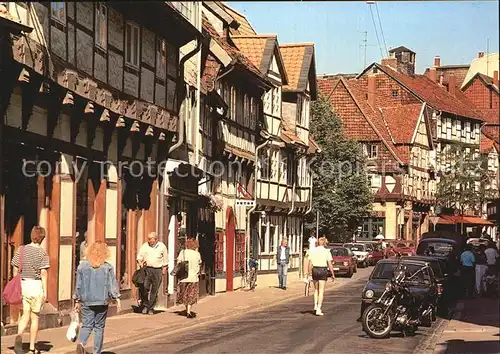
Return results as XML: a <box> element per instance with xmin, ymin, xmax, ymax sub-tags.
<box><xmin>328</xmin><ymin>246</ymin><xmax>356</xmax><ymax>277</ymax></box>
<box><xmin>389</xmin><ymin>240</ymin><xmax>416</xmax><ymax>257</ymax></box>
<box><xmin>360</xmin><ymin>241</ymin><xmax>385</xmax><ymax>265</ymax></box>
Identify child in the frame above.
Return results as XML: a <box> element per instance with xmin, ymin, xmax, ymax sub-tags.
<box><xmin>248</xmin><ymin>258</ymin><xmax>258</xmax><ymax>291</ymax></box>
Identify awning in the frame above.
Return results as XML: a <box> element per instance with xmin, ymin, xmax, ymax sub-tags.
<box><xmin>460</xmin><ymin>216</ymin><xmax>494</xmax><ymax>226</ymax></box>
<box><xmin>436</xmin><ymin>215</ymin><xmax>460</xmax><ymax>225</ymax></box>
<box><xmin>437</xmin><ymin>215</ymin><xmax>494</xmax><ymax>226</ymax></box>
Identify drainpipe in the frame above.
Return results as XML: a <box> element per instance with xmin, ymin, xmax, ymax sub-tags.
<box><xmin>245</xmin><ymin>139</ymin><xmax>271</xmax><ymax>287</ymax></box>
<box><xmin>169</xmin><ymin>38</ymin><xmax>202</xmax><ymax>155</ymax></box>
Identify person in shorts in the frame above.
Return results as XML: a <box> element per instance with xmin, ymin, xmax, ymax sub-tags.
<box><xmin>307</xmin><ymin>237</ymin><xmax>335</xmax><ymax>316</ymax></box>
<box><xmin>11</xmin><ymin>226</ymin><xmax>50</xmax><ymax>354</ymax></box>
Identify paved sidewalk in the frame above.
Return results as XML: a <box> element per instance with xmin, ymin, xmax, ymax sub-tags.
<box><xmin>432</xmin><ymin>297</ymin><xmax>500</xmax><ymax>354</ymax></box>
<box><xmin>1</xmin><ymin>269</ymin><xmax>370</xmax><ymax>354</ymax></box>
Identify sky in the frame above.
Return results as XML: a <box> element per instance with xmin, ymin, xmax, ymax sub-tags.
<box><xmin>228</xmin><ymin>1</ymin><xmax>499</xmax><ymax>75</ymax></box>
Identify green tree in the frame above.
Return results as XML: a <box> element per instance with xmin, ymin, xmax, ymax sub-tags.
<box><xmin>305</xmin><ymin>94</ymin><xmax>373</xmax><ymax>242</ymax></box>
<box><xmin>436</xmin><ymin>142</ymin><xmax>498</xmax><ymax>215</ymax></box>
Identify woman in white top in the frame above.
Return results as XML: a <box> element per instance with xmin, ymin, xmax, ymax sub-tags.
<box><xmin>307</xmin><ymin>237</ymin><xmax>335</xmax><ymax>316</ymax></box>
<box><xmin>176</xmin><ymin>238</ymin><xmax>202</xmax><ymax>318</ymax></box>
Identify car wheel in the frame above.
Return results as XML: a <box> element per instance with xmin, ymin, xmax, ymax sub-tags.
<box><xmin>347</xmin><ymin>269</ymin><xmax>354</xmax><ymax>278</ymax></box>
<box><xmin>354</xmin><ymin>264</ymin><xmax>357</xmax><ymax>273</ymax></box>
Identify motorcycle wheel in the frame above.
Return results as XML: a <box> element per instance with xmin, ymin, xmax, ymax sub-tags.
<box><xmin>362</xmin><ymin>304</ymin><xmax>393</xmax><ymax>339</ymax></box>
<box><xmin>431</xmin><ymin>306</ymin><xmax>437</xmax><ymax>322</ymax></box>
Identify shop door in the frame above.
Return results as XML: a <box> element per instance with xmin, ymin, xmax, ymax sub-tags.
<box><xmin>225</xmin><ymin>207</ymin><xmax>235</xmax><ymax>292</ymax></box>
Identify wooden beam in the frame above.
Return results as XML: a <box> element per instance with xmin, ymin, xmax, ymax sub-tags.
<box><xmin>47</xmin><ymin>174</ymin><xmax>61</xmax><ymax>308</ymax></box>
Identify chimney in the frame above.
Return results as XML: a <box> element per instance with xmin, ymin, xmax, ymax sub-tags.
<box><xmin>429</xmin><ymin>67</ymin><xmax>437</xmax><ymax>82</ymax></box>
<box><xmin>388</xmin><ymin>47</ymin><xmax>416</xmax><ymax>76</ymax></box>
<box><xmin>478</xmin><ymin>51</ymin><xmax>485</xmax><ymax>58</ymax></box>
<box><xmin>381</xmin><ymin>57</ymin><xmax>397</xmax><ymax>70</ymax></box>
<box><xmin>448</xmin><ymin>74</ymin><xmax>456</xmax><ymax>96</ymax></box>
<box><xmin>494</xmin><ymin>71</ymin><xmax>499</xmax><ymax>87</ymax></box>
<box><xmin>434</xmin><ymin>56</ymin><xmax>441</xmax><ymax>67</ymax></box>
<box><xmin>367</xmin><ymin>75</ymin><xmax>376</xmax><ymax>107</ymax></box>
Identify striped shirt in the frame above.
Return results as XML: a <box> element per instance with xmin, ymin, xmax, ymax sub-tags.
<box><xmin>11</xmin><ymin>244</ymin><xmax>50</xmax><ymax>280</ymax></box>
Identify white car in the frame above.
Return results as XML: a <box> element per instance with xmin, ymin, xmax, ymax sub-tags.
<box><xmin>343</xmin><ymin>243</ymin><xmax>370</xmax><ymax>268</ymax></box>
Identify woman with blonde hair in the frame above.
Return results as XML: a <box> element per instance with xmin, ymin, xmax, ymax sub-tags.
<box><xmin>73</xmin><ymin>241</ymin><xmax>120</xmax><ymax>354</ymax></box>
<box><xmin>12</xmin><ymin>226</ymin><xmax>50</xmax><ymax>354</ymax></box>
<box><xmin>176</xmin><ymin>237</ymin><xmax>202</xmax><ymax>318</ymax></box>
<box><xmin>307</xmin><ymin>236</ymin><xmax>335</xmax><ymax>316</ymax></box>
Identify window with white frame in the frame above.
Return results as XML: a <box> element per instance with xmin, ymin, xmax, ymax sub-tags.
<box><xmin>243</xmin><ymin>94</ymin><xmax>250</xmax><ymax>128</ymax></box>
<box><xmin>279</xmin><ymin>151</ymin><xmax>287</xmax><ymax>183</ymax></box>
<box><xmin>171</xmin><ymin>1</ymin><xmax>193</xmax><ymax>23</ymax></box>
<box><xmin>230</xmin><ymin>87</ymin><xmax>237</xmax><ymax>121</ymax></box>
<box><xmin>259</xmin><ymin>150</ymin><xmax>270</xmax><ymax>180</ymax></box>
<box><xmin>95</xmin><ymin>3</ymin><xmax>107</xmax><ymax>50</ymax></box>
<box><xmin>125</xmin><ymin>22</ymin><xmax>140</xmax><ymax>68</ymax></box>
<box><xmin>156</xmin><ymin>38</ymin><xmax>167</xmax><ymax>79</ymax></box>
<box><xmin>270</xmin><ymin>150</ymin><xmax>279</xmax><ymax>181</ymax></box>
<box><xmin>51</xmin><ymin>2</ymin><xmax>66</xmax><ymax>24</ymax></box>
<box><xmin>269</xmin><ymin>223</ymin><xmax>276</xmax><ymax>253</ymax></box>
<box><xmin>300</xmin><ymin>96</ymin><xmax>308</xmax><ymax>127</ymax></box>
<box><xmin>272</xmin><ymin>87</ymin><xmax>281</xmax><ymax>117</ymax></box>
<box><xmin>249</xmin><ymin>96</ymin><xmax>256</xmax><ymax>128</ymax></box>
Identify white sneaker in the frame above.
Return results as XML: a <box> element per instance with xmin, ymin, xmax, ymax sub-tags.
<box><xmin>316</xmin><ymin>309</ymin><xmax>324</xmax><ymax>316</ymax></box>
<box><xmin>314</xmin><ymin>304</ymin><xmax>318</xmax><ymax>311</ymax></box>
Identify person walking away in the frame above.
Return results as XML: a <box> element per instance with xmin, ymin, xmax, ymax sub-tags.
<box><xmin>12</xmin><ymin>226</ymin><xmax>50</xmax><ymax>354</ymax></box>
<box><xmin>485</xmin><ymin>241</ymin><xmax>499</xmax><ymax>273</ymax></box>
<box><xmin>475</xmin><ymin>244</ymin><xmax>488</xmax><ymax>296</ymax></box>
<box><xmin>136</xmin><ymin>232</ymin><xmax>168</xmax><ymax>315</ymax></box>
<box><xmin>460</xmin><ymin>244</ymin><xmax>476</xmax><ymax>299</ymax></box>
<box><xmin>276</xmin><ymin>239</ymin><xmax>291</xmax><ymax>290</ymax></box>
<box><xmin>307</xmin><ymin>237</ymin><xmax>335</xmax><ymax>316</ymax></box>
<box><xmin>73</xmin><ymin>241</ymin><xmax>120</xmax><ymax>354</ymax></box>
<box><xmin>176</xmin><ymin>238</ymin><xmax>202</xmax><ymax>318</ymax></box>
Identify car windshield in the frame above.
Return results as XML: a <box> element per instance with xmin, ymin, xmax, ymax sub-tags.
<box><xmin>370</xmin><ymin>262</ymin><xmax>424</xmax><ymax>280</ymax></box>
<box><xmin>331</xmin><ymin>248</ymin><xmax>349</xmax><ymax>257</ymax></box>
<box><xmin>417</xmin><ymin>242</ymin><xmax>454</xmax><ymax>257</ymax></box>
<box><xmin>345</xmin><ymin>244</ymin><xmax>365</xmax><ymax>252</ymax></box>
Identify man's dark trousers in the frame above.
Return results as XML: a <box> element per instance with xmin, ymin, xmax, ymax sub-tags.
<box><xmin>141</xmin><ymin>267</ymin><xmax>163</xmax><ymax>310</ymax></box>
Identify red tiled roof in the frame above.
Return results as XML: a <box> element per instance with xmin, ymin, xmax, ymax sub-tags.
<box><xmin>376</xmin><ymin>64</ymin><xmax>484</xmax><ymax>121</ymax></box>
<box><xmin>480</xmin><ymin>132</ymin><xmax>496</xmax><ymax>153</ymax></box>
<box><xmin>201</xmin><ymin>53</ymin><xmax>221</xmax><ymax>94</ymax></box>
<box><xmin>342</xmin><ymin>79</ymin><xmax>408</xmax><ymax>164</ymax></box>
<box><xmin>317</xmin><ymin>77</ymin><xmax>340</xmax><ymax>98</ymax></box>
<box><xmin>423</xmin><ymin>65</ymin><xmax>470</xmax><ymax>87</ymax></box>
<box><xmin>379</xmin><ymin>104</ymin><xmax>422</xmax><ymax>144</ymax></box>
<box><xmin>202</xmin><ymin>16</ymin><xmax>266</xmax><ymax>81</ymax></box>
<box><xmin>481</xmin><ymin>108</ymin><xmax>500</xmax><ymax>124</ymax></box>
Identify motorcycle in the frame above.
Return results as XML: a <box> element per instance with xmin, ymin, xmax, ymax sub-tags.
<box><xmin>361</xmin><ymin>264</ymin><xmax>435</xmax><ymax>339</ymax></box>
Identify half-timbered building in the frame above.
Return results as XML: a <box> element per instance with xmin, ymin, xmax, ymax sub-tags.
<box><xmin>0</xmin><ymin>1</ymin><xmax>201</xmax><ymax>325</ymax></box>
<box><xmin>201</xmin><ymin>5</ymin><xmax>273</xmax><ymax>292</ymax></box>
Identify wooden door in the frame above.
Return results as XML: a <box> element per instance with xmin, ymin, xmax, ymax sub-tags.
<box><xmin>225</xmin><ymin>207</ymin><xmax>235</xmax><ymax>292</ymax></box>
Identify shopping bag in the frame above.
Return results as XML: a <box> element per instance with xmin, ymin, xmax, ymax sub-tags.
<box><xmin>66</xmin><ymin>310</ymin><xmax>80</xmax><ymax>342</ymax></box>
<box><xmin>2</xmin><ymin>246</ymin><xmax>24</xmax><ymax>305</ymax></box>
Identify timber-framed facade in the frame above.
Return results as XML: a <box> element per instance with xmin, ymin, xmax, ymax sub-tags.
<box><xmin>0</xmin><ymin>2</ymin><xmax>202</xmax><ymax>323</ymax></box>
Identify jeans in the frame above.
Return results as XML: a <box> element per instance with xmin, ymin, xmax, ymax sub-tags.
<box><xmin>80</xmin><ymin>305</ymin><xmax>108</xmax><ymax>354</ymax></box>
<box><xmin>475</xmin><ymin>264</ymin><xmax>487</xmax><ymax>294</ymax></box>
<box><xmin>141</xmin><ymin>267</ymin><xmax>163</xmax><ymax>310</ymax></box>
<box><xmin>277</xmin><ymin>262</ymin><xmax>288</xmax><ymax>288</ymax></box>
<box><xmin>461</xmin><ymin>266</ymin><xmax>475</xmax><ymax>299</ymax></box>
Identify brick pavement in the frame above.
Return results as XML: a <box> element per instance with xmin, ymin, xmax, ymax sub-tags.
<box><xmin>1</xmin><ymin>269</ymin><xmax>369</xmax><ymax>354</ymax></box>
<box><xmin>432</xmin><ymin>297</ymin><xmax>500</xmax><ymax>354</ymax></box>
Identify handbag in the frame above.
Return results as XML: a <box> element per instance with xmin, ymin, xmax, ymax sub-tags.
<box><xmin>132</xmin><ymin>267</ymin><xmax>146</xmax><ymax>287</ymax></box>
<box><xmin>66</xmin><ymin>309</ymin><xmax>80</xmax><ymax>342</ymax></box>
<box><xmin>2</xmin><ymin>246</ymin><xmax>24</xmax><ymax>305</ymax></box>
<box><xmin>170</xmin><ymin>250</ymin><xmax>189</xmax><ymax>281</ymax></box>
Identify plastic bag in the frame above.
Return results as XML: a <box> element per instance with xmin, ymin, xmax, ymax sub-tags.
<box><xmin>66</xmin><ymin>310</ymin><xmax>80</xmax><ymax>342</ymax></box>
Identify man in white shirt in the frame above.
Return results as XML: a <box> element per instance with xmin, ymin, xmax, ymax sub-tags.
<box><xmin>136</xmin><ymin>232</ymin><xmax>168</xmax><ymax>315</ymax></box>
<box><xmin>485</xmin><ymin>242</ymin><xmax>499</xmax><ymax>271</ymax></box>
